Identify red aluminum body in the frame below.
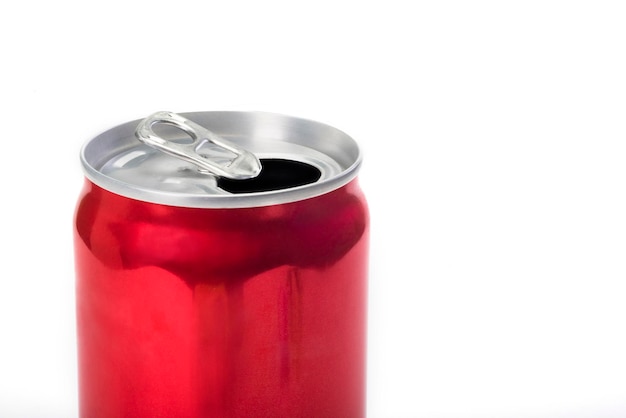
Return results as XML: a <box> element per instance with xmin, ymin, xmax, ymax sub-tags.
<box><xmin>74</xmin><ymin>175</ymin><xmax>368</xmax><ymax>417</ymax></box>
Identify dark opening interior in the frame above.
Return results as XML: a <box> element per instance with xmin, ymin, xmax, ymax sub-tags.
<box><xmin>217</xmin><ymin>158</ymin><xmax>322</xmax><ymax>194</ymax></box>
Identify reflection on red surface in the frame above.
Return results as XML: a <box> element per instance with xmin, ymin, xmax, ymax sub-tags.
<box><xmin>74</xmin><ymin>180</ymin><xmax>368</xmax><ymax>418</ymax></box>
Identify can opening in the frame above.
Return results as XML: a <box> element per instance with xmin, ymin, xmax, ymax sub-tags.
<box><xmin>217</xmin><ymin>159</ymin><xmax>322</xmax><ymax>194</ymax></box>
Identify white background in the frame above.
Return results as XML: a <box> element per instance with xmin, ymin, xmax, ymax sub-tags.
<box><xmin>2</xmin><ymin>1</ymin><xmax>626</xmax><ymax>417</ymax></box>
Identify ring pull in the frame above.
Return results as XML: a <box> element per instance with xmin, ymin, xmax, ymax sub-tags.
<box><xmin>135</xmin><ymin>111</ymin><xmax>262</xmax><ymax>180</ymax></box>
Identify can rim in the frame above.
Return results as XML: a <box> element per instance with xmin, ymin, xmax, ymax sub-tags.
<box><xmin>80</xmin><ymin>111</ymin><xmax>362</xmax><ymax>208</ymax></box>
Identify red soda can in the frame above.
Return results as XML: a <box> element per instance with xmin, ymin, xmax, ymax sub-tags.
<box><xmin>74</xmin><ymin>111</ymin><xmax>369</xmax><ymax>417</ymax></box>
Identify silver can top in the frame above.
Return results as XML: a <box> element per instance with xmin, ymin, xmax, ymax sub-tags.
<box><xmin>80</xmin><ymin>111</ymin><xmax>362</xmax><ymax>208</ymax></box>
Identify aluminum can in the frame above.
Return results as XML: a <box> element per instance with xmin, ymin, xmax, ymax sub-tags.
<box><xmin>74</xmin><ymin>111</ymin><xmax>369</xmax><ymax>418</ymax></box>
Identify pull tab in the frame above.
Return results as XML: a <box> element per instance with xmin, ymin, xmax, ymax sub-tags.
<box><xmin>135</xmin><ymin>111</ymin><xmax>262</xmax><ymax>180</ymax></box>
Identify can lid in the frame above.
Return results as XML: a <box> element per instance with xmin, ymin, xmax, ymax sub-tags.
<box><xmin>80</xmin><ymin>111</ymin><xmax>362</xmax><ymax>208</ymax></box>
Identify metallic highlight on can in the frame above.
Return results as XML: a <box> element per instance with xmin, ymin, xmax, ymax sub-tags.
<box><xmin>74</xmin><ymin>111</ymin><xmax>369</xmax><ymax>417</ymax></box>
